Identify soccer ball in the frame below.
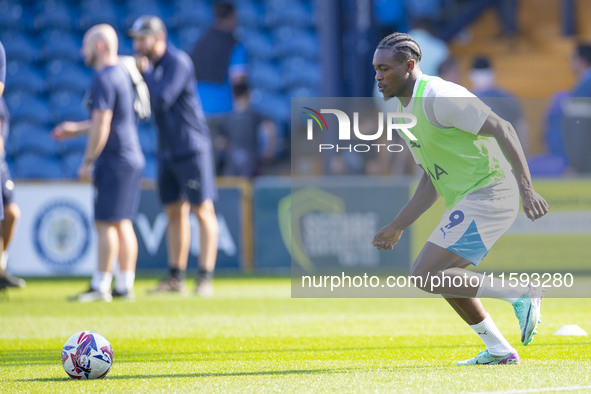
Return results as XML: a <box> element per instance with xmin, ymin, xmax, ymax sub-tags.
<box><xmin>61</xmin><ymin>331</ymin><xmax>113</xmax><ymax>379</ymax></box>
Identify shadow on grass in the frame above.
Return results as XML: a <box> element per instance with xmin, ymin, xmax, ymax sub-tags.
<box><xmin>18</xmin><ymin>368</ymin><xmax>350</xmax><ymax>382</ymax></box>
<box><xmin>4</xmin><ymin>341</ymin><xmax>591</xmax><ymax>366</ymax></box>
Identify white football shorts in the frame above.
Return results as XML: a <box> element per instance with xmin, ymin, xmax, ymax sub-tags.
<box><xmin>427</xmin><ymin>175</ymin><xmax>520</xmax><ymax>265</ymax></box>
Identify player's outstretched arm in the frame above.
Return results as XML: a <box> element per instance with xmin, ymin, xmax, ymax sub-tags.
<box><xmin>372</xmin><ymin>170</ymin><xmax>438</xmax><ymax>250</ymax></box>
<box><xmin>479</xmin><ymin>113</ymin><xmax>549</xmax><ymax>221</ymax></box>
<box><xmin>51</xmin><ymin>120</ymin><xmax>92</xmax><ymax>140</ymax></box>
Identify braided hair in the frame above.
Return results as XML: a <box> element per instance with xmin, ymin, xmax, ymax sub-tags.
<box><xmin>377</xmin><ymin>33</ymin><xmax>422</xmax><ymax>63</ymax></box>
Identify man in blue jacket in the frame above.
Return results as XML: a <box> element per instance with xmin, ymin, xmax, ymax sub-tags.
<box><xmin>129</xmin><ymin>16</ymin><xmax>219</xmax><ymax>296</ymax></box>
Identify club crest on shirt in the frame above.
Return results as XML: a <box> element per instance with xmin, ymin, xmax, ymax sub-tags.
<box><xmin>154</xmin><ymin>66</ymin><xmax>163</xmax><ymax>82</ymax></box>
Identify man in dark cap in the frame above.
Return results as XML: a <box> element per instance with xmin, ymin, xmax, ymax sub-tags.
<box><xmin>129</xmin><ymin>16</ymin><xmax>219</xmax><ymax>296</ymax></box>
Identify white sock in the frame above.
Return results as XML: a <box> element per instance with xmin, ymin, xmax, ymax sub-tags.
<box><xmin>91</xmin><ymin>271</ymin><xmax>113</xmax><ymax>294</ymax></box>
<box><xmin>475</xmin><ymin>275</ymin><xmax>527</xmax><ymax>304</ymax></box>
<box><xmin>115</xmin><ymin>270</ymin><xmax>135</xmax><ymax>293</ymax></box>
<box><xmin>470</xmin><ymin>313</ymin><xmax>515</xmax><ymax>356</ymax></box>
<box><xmin>0</xmin><ymin>252</ymin><xmax>7</xmax><ymax>271</ymax></box>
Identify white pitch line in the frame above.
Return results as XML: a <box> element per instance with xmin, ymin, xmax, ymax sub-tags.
<box><xmin>469</xmin><ymin>385</ymin><xmax>591</xmax><ymax>394</ymax></box>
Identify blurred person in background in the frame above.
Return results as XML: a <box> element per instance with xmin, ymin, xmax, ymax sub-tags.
<box><xmin>561</xmin><ymin>42</ymin><xmax>591</xmax><ymax>174</ymax></box>
<box><xmin>217</xmin><ymin>82</ymin><xmax>276</xmax><ymax>177</ymax></box>
<box><xmin>0</xmin><ymin>40</ymin><xmax>25</xmax><ymax>290</ymax></box>
<box><xmin>407</xmin><ymin>18</ymin><xmax>449</xmax><ymax>77</ymax></box>
<box><xmin>130</xmin><ymin>16</ymin><xmax>219</xmax><ymax>297</ymax></box>
<box><xmin>191</xmin><ymin>1</ymin><xmax>248</xmax><ymax>174</ymax></box>
<box><xmin>470</xmin><ymin>55</ymin><xmax>529</xmax><ymax>153</ymax></box>
<box><xmin>52</xmin><ymin>24</ymin><xmax>145</xmax><ymax>302</ymax></box>
<box><xmin>437</xmin><ymin>56</ymin><xmax>462</xmax><ymax>84</ymax></box>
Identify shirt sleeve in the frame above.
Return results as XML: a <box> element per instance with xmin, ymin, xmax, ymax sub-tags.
<box><xmin>228</xmin><ymin>43</ymin><xmax>248</xmax><ymax>79</ymax></box>
<box><xmin>0</xmin><ymin>41</ymin><xmax>6</xmax><ymax>85</ymax></box>
<box><xmin>428</xmin><ymin>80</ymin><xmax>492</xmax><ymax>135</ymax></box>
<box><xmin>144</xmin><ymin>56</ymin><xmax>191</xmax><ymax>111</ymax></box>
<box><xmin>88</xmin><ymin>74</ymin><xmax>115</xmax><ymax>112</ymax></box>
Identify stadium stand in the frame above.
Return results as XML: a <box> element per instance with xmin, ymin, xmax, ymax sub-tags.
<box><xmin>5</xmin><ymin>62</ymin><xmax>45</xmax><ymax>94</ymax></box>
<box><xmin>2</xmin><ymin>0</ymin><xmax>320</xmax><ymax>180</ymax></box>
<box><xmin>14</xmin><ymin>152</ymin><xmax>63</xmax><ymax>179</ymax></box>
<box><xmin>61</xmin><ymin>151</ymin><xmax>85</xmax><ymax>179</ymax></box>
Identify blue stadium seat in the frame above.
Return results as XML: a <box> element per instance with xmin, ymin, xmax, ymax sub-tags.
<box><xmin>62</xmin><ymin>151</ymin><xmax>84</xmax><ymax>179</ymax></box>
<box><xmin>79</xmin><ymin>0</ymin><xmax>120</xmax><ymax>30</ymax></box>
<box><xmin>5</xmin><ymin>92</ymin><xmax>52</xmax><ymax>126</ymax></box>
<box><xmin>79</xmin><ymin>9</ymin><xmax>121</xmax><ymax>31</ymax></box>
<box><xmin>287</xmin><ymin>86</ymin><xmax>319</xmax><ymax>98</ymax></box>
<box><xmin>0</xmin><ymin>1</ymin><xmax>25</xmax><ymax>30</ymax></box>
<box><xmin>177</xmin><ymin>26</ymin><xmax>203</xmax><ymax>53</ymax></box>
<box><xmin>249</xmin><ymin>61</ymin><xmax>283</xmax><ymax>91</ymax></box>
<box><xmin>250</xmin><ymin>88</ymin><xmax>290</xmax><ymax>123</ymax></box>
<box><xmin>280</xmin><ymin>57</ymin><xmax>321</xmax><ymax>88</ymax></box>
<box><xmin>167</xmin><ymin>31</ymin><xmax>181</xmax><ymax>50</ymax></box>
<box><xmin>0</xmin><ymin>32</ymin><xmax>39</xmax><ymax>62</ymax></box>
<box><xmin>10</xmin><ymin>125</ymin><xmax>59</xmax><ymax>156</ymax></box>
<box><xmin>274</xmin><ymin>27</ymin><xmax>318</xmax><ymax>58</ymax></box>
<box><xmin>41</xmin><ymin>30</ymin><xmax>83</xmax><ymax>62</ymax></box>
<box><xmin>404</xmin><ymin>0</ymin><xmax>443</xmax><ymax>20</ymax></box>
<box><xmin>142</xmin><ymin>154</ymin><xmax>157</xmax><ymax>180</ymax></box>
<box><xmin>235</xmin><ymin>1</ymin><xmax>265</xmax><ymax>28</ymax></box>
<box><xmin>266</xmin><ymin>1</ymin><xmax>314</xmax><ymax>28</ymax></box>
<box><xmin>170</xmin><ymin>1</ymin><xmax>210</xmax><ymax>29</ymax></box>
<box><xmin>14</xmin><ymin>153</ymin><xmax>63</xmax><ymax>180</ymax></box>
<box><xmin>5</xmin><ymin>62</ymin><xmax>45</xmax><ymax>94</ymax></box>
<box><xmin>35</xmin><ymin>0</ymin><xmax>76</xmax><ymax>30</ymax></box>
<box><xmin>118</xmin><ymin>35</ymin><xmax>134</xmax><ymax>56</ymax></box>
<box><xmin>80</xmin><ymin>0</ymin><xmax>115</xmax><ymax>11</ymax></box>
<box><xmin>46</xmin><ymin>61</ymin><xmax>92</xmax><ymax>94</ymax></box>
<box><xmin>375</xmin><ymin>0</ymin><xmax>407</xmax><ymax>29</ymax></box>
<box><xmin>49</xmin><ymin>90</ymin><xmax>88</xmax><ymax>124</ymax></box>
<box><xmin>138</xmin><ymin>124</ymin><xmax>157</xmax><ymax>156</ymax></box>
<box><xmin>57</xmin><ymin>136</ymin><xmax>88</xmax><ymax>157</ymax></box>
<box><xmin>241</xmin><ymin>29</ymin><xmax>275</xmax><ymax>59</ymax></box>
<box><xmin>125</xmin><ymin>0</ymin><xmax>166</xmax><ymax>29</ymax></box>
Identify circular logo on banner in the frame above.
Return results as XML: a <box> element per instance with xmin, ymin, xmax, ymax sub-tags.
<box><xmin>33</xmin><ymin>201</ymin><xmax>91</xmax><ymax>269</ymax></box>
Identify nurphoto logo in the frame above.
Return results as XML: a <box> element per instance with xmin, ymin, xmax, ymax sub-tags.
<box><xmin>303</xmin><ymin>107</ymin><xmax>418</xmax><ymax>153</ymax></box>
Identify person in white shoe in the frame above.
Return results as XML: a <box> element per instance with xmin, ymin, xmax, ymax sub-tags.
<box><xmin>52</xmin><ymin>24</ymin><xmax>145</xmax><ymax>302</ymax></box>
<box><xmin>371</xmin><ymin>33</ymin><xmax>548</xmax><ymax>365</ymax></box>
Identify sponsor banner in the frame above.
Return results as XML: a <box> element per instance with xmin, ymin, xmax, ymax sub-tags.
<box><xmin>134</xmin><ymin>186</ymin><xmax>243</xmax><ymax>271</ymax></box>
<box><xmin>253</xmin><ymin>176</ymin><xmax>411</xmax><ymax>277</ymax></box>
<box><xmin>288</xmin><ymin>177</ymin><xmax>412</xmax><ymax>297</ymax></box>
<box><xmin>9</xmin><ymin>181</ymin><xmax>246</xmax><ymax>276</ymax></box>
<box><xmin>253</xmin><ymin>177</ymin><xmax>292</xmax><ymax>270</ymax></box>
<box><xmin>10</xmin><ymin>182</ymin><xmax>95</xmax><ymax>276</ymax></box>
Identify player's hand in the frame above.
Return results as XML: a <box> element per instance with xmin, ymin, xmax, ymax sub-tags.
<box><xmin>372</xmin><ymin>222</ymin><xmax>404</xmax><ymax>251</ymax></box>
<box><xmin>51</xmin><ymin>122</ymin><xmax>79</xmax><ymax>140</ymax></box>
<box><xmin>78</xmin><ymin>161</ymin><xmax>94</xmax><ymax>183</ymax></box>
<box><xmin>521</xmin><ymin>189</ymin><xmax>549</xmax><ymax>222</ymax></box>
<box><xmin>135</xmin><ymin>55</ymin><xmax>150</xmax><ymax>73</ymax></box>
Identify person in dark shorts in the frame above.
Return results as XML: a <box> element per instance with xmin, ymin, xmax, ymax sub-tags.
<box><xmin>129</xmin><ymin>16</ymin><xmax>219</xmax><ymax>296</ymax></box>
<box><xmin>52</xmin><ymin>24</ymin><xmax>145</xmax><ymax>302</ymax></box>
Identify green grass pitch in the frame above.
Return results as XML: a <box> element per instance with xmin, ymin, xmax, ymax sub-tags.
<box><xmin>1</xmin><ymin>276</ymin><xmax>590</xmax><ymax>393</ymax></box>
